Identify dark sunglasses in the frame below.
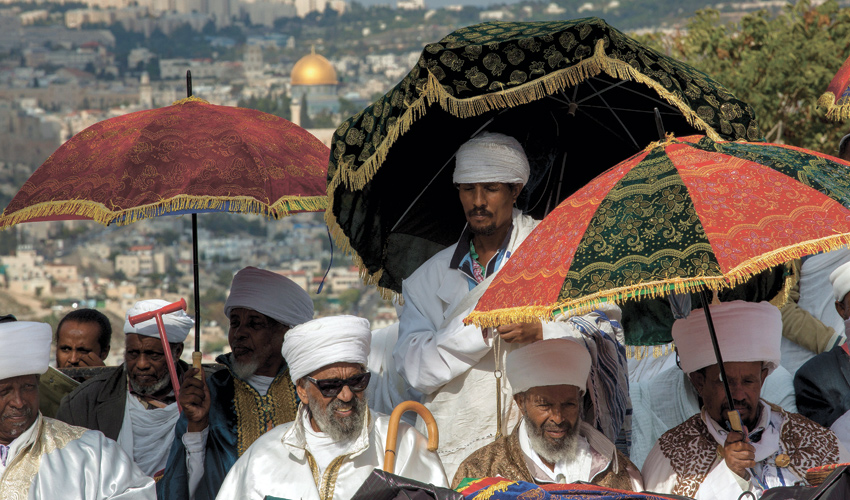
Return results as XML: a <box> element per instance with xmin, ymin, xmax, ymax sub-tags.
<box><xmin>305</xmin><ymin>372</ymin><xmax>371</xmax><ymax>398</ymax></box>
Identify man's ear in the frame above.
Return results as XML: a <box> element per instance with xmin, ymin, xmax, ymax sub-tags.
<box><xmin>836</xmin><ymin>301</ymin><xmax>846</xmax><ymax>319</ymax></box>
<box><xmin>513</xmin><ymin>393</ymin><xmax>526</xmax><ymax>416</ymax></box>
<box><xmin>761</xmin><ymin>366</ymin><xmax>769</xmax><ymax>384</ymax></box>
<box><xmin>173</xmin><ymin>343</ymin><xmax>184</xmax><ymax>359</ymax></box>
<box><xmin>100</xmin><ymin>345</ymin><xmax>110</xmax><ymax>360</ymax></box>
<box><xmin>296</xmin><ymin>381</ymin><xmax>309</xmax><ymax>405</ymax></box>
<box><xmin>511</xmin><ymin>183</ymin><xmax>523</xmax><ymax>201</ymax></box>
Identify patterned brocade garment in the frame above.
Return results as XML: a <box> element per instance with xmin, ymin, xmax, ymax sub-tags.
<box><xmin>658</xmin><ymin>403</ymin><xmax>840</xmax><ymax>498</ymax></box>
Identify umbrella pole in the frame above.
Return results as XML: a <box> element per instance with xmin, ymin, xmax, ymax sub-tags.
<box><xmin>698</xmin><ymin>288</ymin><xmax>744</xmax><ymax>433</ymax></box>
<box><xmin>192</xmin><ymin>213</ymin><xmax>202</xmax><ymax>374</ymax></box>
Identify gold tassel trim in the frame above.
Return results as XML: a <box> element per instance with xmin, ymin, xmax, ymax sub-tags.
<box><xmin>626</xmin><ymin>343</ymin><xmax>676</xmax><ymax>360</ymax></box>
<box><xmin>465</xmin><ymin>232</ymin><xmax>850</xmax><ymax>328</ymax></box>
<box><xmin>818</xmin><ymin>91</ymin><xmax>850</xmax><ymax>122</ymax></box>
<box><xmin>326</xmin><ymin>38</ymin><xmax>733</xmax><ymax>294</ymax></box>
<box><xmin>170</xmin><ymin>96</ymin><xmax>209</xmax><ymax>106</ymax></box>
<box><xmin>0</xmin><ymin>194</ymin><xmax>328</xmax><ymax>229</ymax></box>
<box><xmin>470</xmin><ymin>480</ymin><xmax>514</xmax><ymax>500</ymax></box>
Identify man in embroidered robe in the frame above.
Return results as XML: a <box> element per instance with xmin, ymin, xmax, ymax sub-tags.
<box><xmin>57</xmin><ymin>299</ymin><xmax>194</xmax><ymax>479</ymax></box>
<box><xmin>796</xmin><ymin>260</ymin><xmax>850</xmax><ymax>449</ymax></box>
<box><xmin>217</xmin><ymin>315</ymin><xmax>448</xmax><ymax>500</ymax></box>
<box><xmin>642</xmin><ymin>301</ymin><xmax>850</xmax><ymax>499</ymax></box>
<box><xmin>0</xmin><ymin>320</ymin><xmax>155</xmax><ymax>499</ymax></box>
<box><xmin>158</xmin><ymin>267</ymin><xmax>314</xmax><ymax>500</ymax></box>
<box><xmin>453</xmin><ymin>339</ymin><xmax>642</xmax><ymax>490</ymax></box>
<box><xmin>394</xmin><ymin>132</ymin><xmax>630</xmax><ymax>478</ymax></box>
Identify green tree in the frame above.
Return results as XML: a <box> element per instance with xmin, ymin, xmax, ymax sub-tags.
<box><xmin>641</xmin><ymin>0</ymin><xmax>850</xmax><ymax>151</ymax></box>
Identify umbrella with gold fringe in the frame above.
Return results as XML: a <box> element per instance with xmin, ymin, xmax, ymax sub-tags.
<box><xmin>326</xmin><ymin>18</ymin><xmax>761</xmax><ymax>300</ymax></box>
<box><xmin>819</xmin><ymin>53</ymin><xmax>850</xmax><ymax>122</ymax></box>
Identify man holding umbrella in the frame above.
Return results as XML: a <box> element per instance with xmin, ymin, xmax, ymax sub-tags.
<box><xmin>158</xmin><ymin>267</ymin><xmax>314</xmax><ymax>500</ymax></box>
<box><xmin>642</xmin><ymin>301</ymin><xmax>850</xmax><ymax>499</ymax></box>
<box><xmin>394</xmin><ymin>132</ymin><xmax>630</xmax><ymax>478</ymax></box>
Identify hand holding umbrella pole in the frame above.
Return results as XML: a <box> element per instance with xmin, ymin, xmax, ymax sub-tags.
<box><xmin>128</xmin><ymin>298</ymin><xmax>187</xmax><ymax>411</ymax></box>
<box><xmin>384</xmin><ymin>401</ymin><xmax>439</xmax><ymax>475</ymax></box>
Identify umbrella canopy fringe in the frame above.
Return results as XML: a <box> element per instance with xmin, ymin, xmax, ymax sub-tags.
<box><xmin>724</xmin><ymin>233</ymin><xmax>850</xmax><ymax>285</ymax></box>
<box><xmin>818</xmin><ymin>91</ymin><xmax>850</xmax><ymax>121</ymax></box>
<box><xmin>0</xmin><ymin>195</ymin><xmax>329</xmax><ymax>229</ymax></box>
<box><xmin>328</xmin><ymin>38</ymin><xmax>729</xmax><ymax>201</ymax></box>
<box><xmin>626</xmin><ymin>343</ymin><xmax>676</xmax><ymax>359</ymax></box>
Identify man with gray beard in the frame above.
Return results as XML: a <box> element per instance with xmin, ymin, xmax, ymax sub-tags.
<box><xmin>453</xmin><ymin>339</ymin><xmax>643</xmax><ymax>490</ymax></box>
<box><xmin>58</xmin><ymin>299</ymin><xmax>194</xmax><ymax>479</ymax></box>
<box><xmin>158</xmin><ymin>267</ymin><xmax>314</xmax><ymax>500</ymax></box>
<box><xmin>216</xmin><ymin>315</ymin><xmax>448</xmax><ymax>500</ymax></box>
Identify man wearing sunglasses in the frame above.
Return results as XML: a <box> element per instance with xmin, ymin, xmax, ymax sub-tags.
<box><xmin>217</xmin><ymin>315</ymin><xmax>448</xmax><ymax>500</ymax></box>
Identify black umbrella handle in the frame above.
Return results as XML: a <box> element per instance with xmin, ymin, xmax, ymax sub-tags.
<box><xmin>698</xmin><ymin>288</ymin><xmax>743</xmax><ymax>433</ymax></box>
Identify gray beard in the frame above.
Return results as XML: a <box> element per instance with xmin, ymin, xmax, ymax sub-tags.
<box><xmin>125</xmin><ymin>361</ymin><xmax>172</xmax><ymax>396</ymax></box>
<box><xmin>524</xmin><ymin>414</ymin><xmax>580</xmax><ymax>465</ymax></box>
<box><xmin>307</xmin><ymin>396</ymin><xmax>367</xmax><ymax>442</ymax></box>
<box><xmin>231</xmin><ymin>358</ymin><xmax>260</xmax><ymax>380</ymax></box>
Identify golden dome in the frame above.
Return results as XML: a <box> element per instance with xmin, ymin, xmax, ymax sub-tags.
<box><xmin>291</xmin><ymin>49</ymin><xmax>338</xmax><ymax>86</ymax></box>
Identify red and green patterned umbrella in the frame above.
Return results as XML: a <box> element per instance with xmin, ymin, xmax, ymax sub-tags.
<box><xmin>466</xmin><ymin>134</ymin><xmax>850</xmax><ymax>327</ymax></box>
<box><xmin>819</xmin><ymin>53</ymin><xmax>850</xmax><ymax>122</ymax></box>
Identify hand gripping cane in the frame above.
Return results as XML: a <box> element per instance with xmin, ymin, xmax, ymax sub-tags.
<box><xmin>128</xmin><ymin>298</ymin><xmax>187</xmax><ymax>412</ymax></box>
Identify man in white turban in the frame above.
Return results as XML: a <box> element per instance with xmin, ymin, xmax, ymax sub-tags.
<box><xmin>217</xmin><ymin>315</ymin><xmax>447</xmax><ymax>500</ymax></box>
<box><xmin>58</xmin><ymin>299</ymin><xmax>194</xmax><ymax>479</ymax></box>
<box><xmin>158</xmin><ymin>267</ymin><xmax>314</xmax><ymax>500</ymax></box>
<box><xmin>394</xmin><ymin>132</ymin><xmax>631</xmax><ymax>477</ymax></box>
<box><xmin>642</xmin><ymin>301</ymin><xmax>850</xmax><ymax>499</ymax></box>
<box><xmin>796</xmin><ymin>259</ymin><xmax>850</xmax><ymax>449</ymax></box>
<box><xmin>0</xmin><ymin>320</ymin><xmax>155</xmax><ymax>499</ymax></box>
<box><xmin>453</xmin><ymin>339</ymin><xmax>642</xmax><ymax>490</ymax></box>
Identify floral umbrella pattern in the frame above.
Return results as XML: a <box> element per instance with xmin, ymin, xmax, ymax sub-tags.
<box><xmin>466</xmin><ymin>134</ymin><xmax>850</xmax><ymax>327</ymax></box>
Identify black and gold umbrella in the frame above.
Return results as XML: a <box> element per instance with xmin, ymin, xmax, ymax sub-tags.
<box><xmin>326</xmin><ymin>18</ymin><xmax>761</xmax><ymax>297</ymax></box>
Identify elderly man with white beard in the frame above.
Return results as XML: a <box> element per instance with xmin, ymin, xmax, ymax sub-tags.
<box><xmin>158</xmin><ymin>267</ymin><xmax>314</xmax><ymax>500</ymax></box>
<box><xmin>216</xmin><ymin>315</ymin><xmax>448</xmax><ymax>500</ymax></box>
<box><xmin>453</xmin><ymin>339</ymin><xmax>642</xmax><ymax>490</ymax></box>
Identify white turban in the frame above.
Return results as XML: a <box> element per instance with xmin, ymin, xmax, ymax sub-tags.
<box><xmin>281</xmin><ymin>315</ymin><xmax>371</xmax><ymax>381</ymax></box>
<box><xmin>124</xmin><ymin>299</ymin><xmax>194</xmax><ymax>344</ymax></box>
<box><xmin>672</xmin><ymin>300</ymin><xmax>781</xmax><ymax>375</ymax></box>
<box><xmin>830</xmin><ymin>261</ymin><xmax>850</xmax><ymax>302</ymax></box>
<box><xmin>453</xmin><ymin>132</ymin><xmax>530</xmax><ymax>186</ymax></box>
<box><xmin>506</xmin><ymin>339</ymin><xmax>591</xmax><ymax>395</ymax></box>
<box><xmin>224</xmin><ymin>267</ymin><xmax>313</xmax><ymax>328</ymax></box>
<box><xmin>0</xmin><ymin>322</ymin><xmax>51</xmax><ymax>380</ymax></box>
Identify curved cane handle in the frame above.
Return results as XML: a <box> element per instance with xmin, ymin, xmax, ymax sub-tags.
<box><xmin>383</xmin><ymin>400</ymin><xmax>439</xmax><ymax>475</ymax></box>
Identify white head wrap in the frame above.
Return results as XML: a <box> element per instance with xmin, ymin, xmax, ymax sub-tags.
<box><xmin>281</xmin><ymin>315</ymin><xmax>371</xmax><ymax>381</ymax></box>
<box><xmin>506</xmin><ymin>339</ymin><xmax>591</xmax><ymax>395</ymax></box>
<box><xmin>224</xmin><ymin>267</ymin><xmax>313</xmax><ymax>328</ymax></box>
<box><xmin>453</xmin><ymin>132</ymin><xmax>530</xmax><ymax>186</ymax></box>
<box><xmin>124</xmin><ymin>299</ymin><xmax>194</xmax><ymax>343</ymax></box>
<box><xmin>672</xmin><ymin>300</ymin><xmax>781</xmax><ymax>375</ymax></box>
<box><xmin>830</xmin><ymin>261</ymin><xmax>850</xmax><ymax>302</ymax></box>
<box><xmin>0</xmin><ymin>322</ymin><xmax>51</xmax><ymax>380</ymax></box>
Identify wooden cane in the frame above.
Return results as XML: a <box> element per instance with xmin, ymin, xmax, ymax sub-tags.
<box><xmin>384</xmin><ymin>401</ymin><xmax>439</xmax><ymax>475</ymax></box>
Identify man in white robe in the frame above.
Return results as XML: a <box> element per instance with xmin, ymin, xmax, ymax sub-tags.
<box><xmin>453</xmin><ymin>339</ymin><xmax>642</xmax><ymax>491</ymax></box>
<box><xmin>58</xmin><ymin>299</ymin><xmax>194</xmax><ymax>479</ymax></box>
<box><xmin>642</xmin><ymin>301</ymin><xmax>850</xmax><ymax>499</ymax></box>
<box><xmin>217</xmin><ymin>315</ymin><xmax>447</xmax><ymax>500</ymax></box>
<box><xmin>394</xmin><ymin>132</ymin><xmax>630</xmax><ymax>478</ymax></box>
<box><xmin>0</xmin><ymin>320</ymin><xmax>155</xmax><ymax>499</ymax></box>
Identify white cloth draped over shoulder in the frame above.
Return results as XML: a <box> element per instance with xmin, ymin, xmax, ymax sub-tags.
<box><xmin>116</xmin><ymin>393</ymin><xmax>180</xmax><ymax>477</ymax></box>
<box><xmin>0</xmin><ymin>415</ymin><xmax>155</xmax><ymax>499</ymax></box>
<box><xmin>215</xmin><ymin>406</ymin><xmax>448</xmax><ymax>500</ymax></box>
<box><xmin>393</xmin><ymin>209</ymin><xmax>630</xmax><ymax>478</ymax></box>
<box><xmin>629</xmin><ymin>365</ymin><xmax>798</xmax><ymax>470</ymax></box>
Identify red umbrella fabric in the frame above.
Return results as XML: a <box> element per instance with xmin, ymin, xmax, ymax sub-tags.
<box><xmin>466</xmin><ymin>134</ymin><xmax>850</xmax><ymax>327</ymax></box>
<box><xmin>819</xmin><ymin>54</ymin><xmax>850</xmax><ymax>122</ymax></box>
<box><xmin>0</xmin><ymin>96</ymin><xmax>329</xmax><ymax>227</ymax></box>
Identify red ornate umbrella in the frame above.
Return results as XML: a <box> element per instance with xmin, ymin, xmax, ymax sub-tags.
<box><xmin>466</xmin><ymin>134</ymin><xmax>850</xmax><ymax>327</ymax></box>
<box><xmin>0</xmin><ymin>94</ymin><xmax>330</xmax><ymax>372</ymax></box>
<box><xmin>819</xmin><ymin>54</ymin><xmax>850</xmax><ymax>122</ymax></box>
<box><xmin>0</xmin><ymin>96</ymin><xmax>328</xmax><ymax>226</ymax></box>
